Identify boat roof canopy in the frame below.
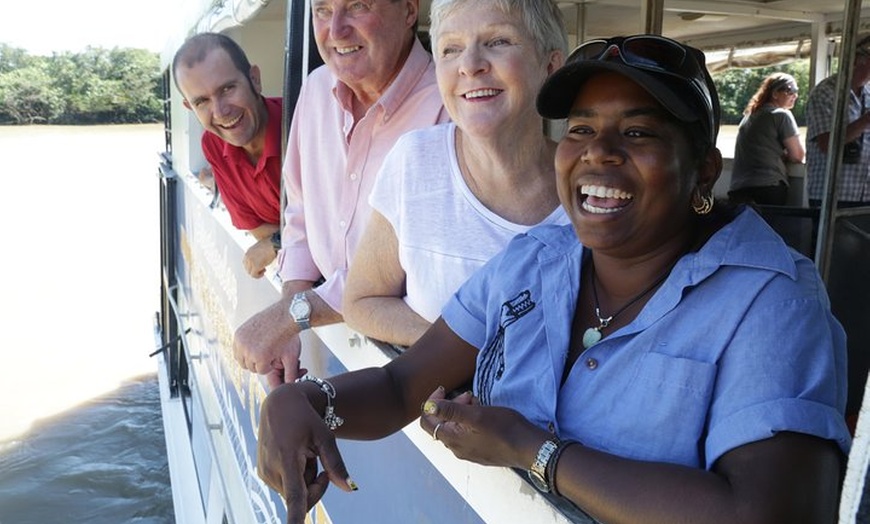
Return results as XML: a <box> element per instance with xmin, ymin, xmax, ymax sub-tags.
<box><xmin>163</xmin><ymin>0</ymin><xmax>870</xmax><ymax>76</ymax></box>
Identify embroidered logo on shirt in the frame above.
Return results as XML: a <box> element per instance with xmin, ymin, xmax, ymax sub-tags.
<box><xmin>476</xmin><ymin>290</ymin><xmax>535</xmax><ymax>405</ymax></box>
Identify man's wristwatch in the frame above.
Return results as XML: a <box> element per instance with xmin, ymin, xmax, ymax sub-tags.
<box><xmin>270</xmin><ymin>231</ymin><xmax>281</xmax><ymax>252</ymax></box>
<box><xmin>289</xmin><ymin>292</ymin><xmax>311</xmax><ymax>331</ymax></box>
<box><xmin>528</xmin><ymin>439</ymin><xmax>560</xmax><ymax>493</ymax></box>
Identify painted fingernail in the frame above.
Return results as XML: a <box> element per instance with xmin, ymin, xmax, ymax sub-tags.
<box><xmin>422</xmin><ymin>400</ymin><xmax>437</xmax><ymax>415</ymax></box>
<box><xmin>347</xmin><ymin>477</ymin><xmax>359</xmax><ymax>491</ymax></box>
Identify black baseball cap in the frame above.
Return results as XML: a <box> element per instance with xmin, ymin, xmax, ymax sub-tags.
<box><xmin>537</xmin><ymin>35</ymin><xmax>720</xmax><ymax>146</ymax></box>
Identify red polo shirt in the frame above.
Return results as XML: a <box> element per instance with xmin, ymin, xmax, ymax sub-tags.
<box><xmin>201</xmin><ymin>96</ymin><xmax>282</xmax><ymax>230</ymax></box>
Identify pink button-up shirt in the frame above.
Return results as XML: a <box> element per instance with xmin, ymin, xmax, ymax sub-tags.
<box><xmin>278</xmin><ymin>39</ymin><xmax>448</xmax><ymax>313</ymax></box>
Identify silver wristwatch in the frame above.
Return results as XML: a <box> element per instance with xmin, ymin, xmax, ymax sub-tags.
<box><xmin>528</xmin><ymin>439</ymin><xmax>559</xmax><ymax>493</ymax></box>
<box><xmin>289</xmin><ymin>292</ymin><xmax>311</xmax><ymax>331</ymax></box>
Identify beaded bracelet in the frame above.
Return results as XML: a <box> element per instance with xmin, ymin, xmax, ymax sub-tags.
<box><xmin>546</xmin><ymin>440</ymin><xmax>577</xmax><ymax>496</ymax></box>
<box><xmin>295</xmin><ymin>375</ymin><xmax>344</xmax><ymax>430</ymax></box>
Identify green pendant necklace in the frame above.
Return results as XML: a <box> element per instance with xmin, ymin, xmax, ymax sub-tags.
<box><xmin>581</xmin><ymin>260</ymin><xmax>673</xmax><ymax>349</ymax></box>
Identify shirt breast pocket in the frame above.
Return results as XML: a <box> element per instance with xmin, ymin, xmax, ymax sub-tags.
<box><xmin>596</xmin><ymin>351</ymin><xmax>717</xmax><ymax>467</ymax></box>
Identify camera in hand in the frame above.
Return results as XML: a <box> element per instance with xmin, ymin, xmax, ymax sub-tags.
<box><xmin>843</xmin><ymin>137</ymin><xmax>863</xmax><ymax>164</ymax></box>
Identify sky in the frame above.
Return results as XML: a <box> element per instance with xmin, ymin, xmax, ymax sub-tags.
<box><xmin>1</xmin><ymin>0</ymin><xmax>177</xmax><ymax>55</ymax></box>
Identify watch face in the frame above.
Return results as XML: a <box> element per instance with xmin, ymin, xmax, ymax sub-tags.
<box><xmin>290</xmin><ymin>300</ymin><xmax>310</xmax><ymax>318</ymax></box>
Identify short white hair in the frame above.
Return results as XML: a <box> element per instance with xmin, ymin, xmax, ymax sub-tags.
<box><xmin>428</xmin><ymin>0</ymin><xmax>567</xmax><ymax>60</ymax></box>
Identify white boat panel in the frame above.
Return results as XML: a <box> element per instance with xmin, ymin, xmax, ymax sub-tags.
<box><xmin>156</xmin><ymin>349</ymin><xmax>207</xmax><ymax>524</ymax></box>
<box><xmin>841</xmin><ymin>372</ymin><xmax>870</xmax><ymax>522</ymax></box>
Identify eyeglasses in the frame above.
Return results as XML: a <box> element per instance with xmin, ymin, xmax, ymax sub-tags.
<box><xmin>566</xmin><ymin>35</ymin><xmax>716</xmax><ymax>144</ymax></box>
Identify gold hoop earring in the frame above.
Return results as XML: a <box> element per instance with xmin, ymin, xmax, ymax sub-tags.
<box><xmin>692</xmin><ymin>189</ymin><xmax>714</xmax><ymax>215</ymax></box>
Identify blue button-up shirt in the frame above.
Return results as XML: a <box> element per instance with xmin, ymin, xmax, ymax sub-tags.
<box><xmin>442</xmin><ymin>208</ymin><xmax>850</xmax><ymax>470</ymax></box>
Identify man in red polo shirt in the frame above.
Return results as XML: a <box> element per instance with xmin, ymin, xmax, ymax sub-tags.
<box><xmin>173</xmin><ymin>32</ymin><xmax>282</xmax><ymax>278</ymax></box>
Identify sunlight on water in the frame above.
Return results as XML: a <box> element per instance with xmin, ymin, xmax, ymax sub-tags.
<box><xmin>0</xmin><ymin>125</ymin><xmax>164</xmax><ymax>442</ymax></box>
<box><xmin>0</xmin><ymin>374</ymin><xmax>173</xmax><ymax>524</ymax></box>
<box><xmin>0</xmin><ymin>125</ymin><xmax>172</xmax><ymax>523</ymax></box>
<box><xmin>0</xmin><ymin>376</ymin><xmax>173</xmax><ymax>524</ymax></box>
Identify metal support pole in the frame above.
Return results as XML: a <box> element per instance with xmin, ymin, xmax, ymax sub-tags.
<box><xmin>641</xmin><ymin>0</ymin><xmax>664</xmax><ymax>35</ymax></box>
<box><xmin>809</xmin><ymin>21</ymin><xmax>831</xmax><ymax>86</ymax></box>
<box><xmin>576</xmin><ymin>2</ymin><xmax>586</xmax><ymax>47</ymax></box>
<box><xmin>815</xmin><ymin>0</ymin><xmax>864</xmax><ymax>281</ymax></box>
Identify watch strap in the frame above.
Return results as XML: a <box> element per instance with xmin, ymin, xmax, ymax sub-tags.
<box><xmin>528</xmin><ymin>438</ymin><xmax>559</xmax><ymax>493</ymax></box>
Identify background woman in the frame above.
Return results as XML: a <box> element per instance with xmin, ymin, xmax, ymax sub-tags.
<box><xmin>728</xmin><ymin>72</ymin><xmax>805</xmax><ymax>205</ymax></box>
<box><xmin>342</xmin><ymin>0</ymin><xmax>568</xmax><ymax>347</ymax></box>
<box><xmin>258</xmin><ymin>36</ymin><xmax>848</xmax><ymax>524</ymax></box>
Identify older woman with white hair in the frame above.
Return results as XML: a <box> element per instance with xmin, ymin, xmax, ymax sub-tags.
<box><xmin>342</xmin><ymin>0</ymin><xmax>569</xmax><ymax>347</ymax></box>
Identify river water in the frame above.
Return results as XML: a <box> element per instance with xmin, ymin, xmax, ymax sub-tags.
<box><xmin>0</xmin><ymin>125</ymin><xmax>174</xmax><ymax>523</ymax></box>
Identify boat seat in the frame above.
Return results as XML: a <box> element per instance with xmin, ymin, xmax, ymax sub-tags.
<box><xmin>826</xmin><ymin>214</ymin><xmax>870</xmax><ymax>420</ymax></box>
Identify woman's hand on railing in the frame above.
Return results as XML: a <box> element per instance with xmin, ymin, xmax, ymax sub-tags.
<box><xmin>257</xmin><ymin>382</ymin><xmax>357</xmax><ymax>524</ymax></box>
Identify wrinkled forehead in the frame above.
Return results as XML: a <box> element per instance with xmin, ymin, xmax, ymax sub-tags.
<box><xmin>311</xmin><ymin>0</ymin><xmax>385</xmax><ymax>7</ymax></box>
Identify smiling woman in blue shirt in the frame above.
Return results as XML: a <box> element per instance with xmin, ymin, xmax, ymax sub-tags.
<box><xmin>254</xmin><ymin>25</ymin><xmax>850</xmax><ymax>524</ymax></box>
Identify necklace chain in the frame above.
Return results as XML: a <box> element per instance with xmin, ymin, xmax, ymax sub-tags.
<box><xmin>581</xmin><ymin>260</ymin><xmax>673</xmax><ymax>349</ymax></box>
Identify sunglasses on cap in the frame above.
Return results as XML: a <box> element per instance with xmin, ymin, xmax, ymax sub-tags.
<box><xmin>770</xmin><ymin>77</ymin><xmax>798</xmax><ymax>95</ymax></box>
<box><xmin>567</xmin><ymin>35</ymin><xmax>716</xmax><ymax>143</ymax></box>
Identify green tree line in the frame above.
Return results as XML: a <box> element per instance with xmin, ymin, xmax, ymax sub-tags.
<box><xmin>0</xmin><ymin>40</ymin><xmax>808</xmax><ymax>128</ymax></box>
<box><xmin>713</xmin><ymin>60</ymin><xmax>810</xmax><ymax>126</ymax></box>
<box><xmin>0</xmin><ymin>43</ymin><xmax>163</xmax><ymax>125</ymax></box>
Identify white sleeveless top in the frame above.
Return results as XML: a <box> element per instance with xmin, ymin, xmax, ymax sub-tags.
<box><xmin>370</xmin><ymin>123</ymin><xmax>568</xmax><ymax>322</ymax></box>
